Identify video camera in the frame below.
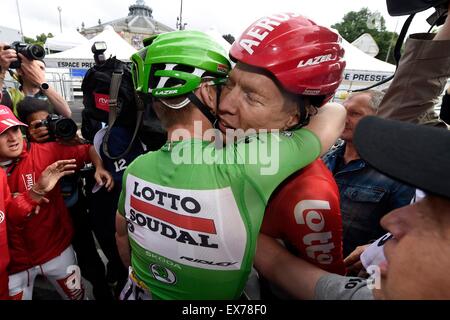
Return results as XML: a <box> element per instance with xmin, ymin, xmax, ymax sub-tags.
<box><xmin>36</xmin><ymin>114</ymin><xmax>78</xmax><ymax>141</ymax></box>
<box><xmin>4</xmin><ymin>42</ymin><xmax>46</xmax><ymax>69</ymax></box>
<box><xmin>386</xmin><ymin>0</ymin><xmax>448</xmax><ymax>25</ymax></box>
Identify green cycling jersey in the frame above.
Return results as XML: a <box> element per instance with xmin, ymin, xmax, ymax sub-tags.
<box><xmin>118</xmin><ymin>128</ymin><xmax>321</xmax><ymax>299</ymax></box>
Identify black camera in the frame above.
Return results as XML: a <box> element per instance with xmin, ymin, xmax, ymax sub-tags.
<box><xmin>5</xmin><ymin>41</ymin><xmax>46</xmax><ymax>69</ymax></box>
<box><xmin>37</xmin><ymin>114</ymin><xmax>78</xmax><ymax>141</ymax></box>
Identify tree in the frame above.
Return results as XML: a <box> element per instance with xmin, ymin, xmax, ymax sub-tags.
<box><xmin>223</xmin><ymin>34</ymin><xmax>235</xmax><ymax>45</ymax></box>
<box><xmin>332</xmin><ymin>8</ymin><xmax>398</xmax><ymax>64</ymax></box>
<box><xmin>24</xmin><ymin>33</ymin><xmax>54</xmax><ymax>47</ymax></box>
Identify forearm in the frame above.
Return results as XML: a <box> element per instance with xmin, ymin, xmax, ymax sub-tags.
<box><xmin>116</xmin><ymin>212</ymin><xmax>131</xmax><ymax>268</ymax></box>
<box><xmin>378</xmin><ymin>10</ymin><xmax>450</xmax><ymax>124</ymax></box>
<box><xmin>254</xmin><ymin>234</ymin><xmax>328</xmax><ymax>300</ymax></box>
<box><xmin>434</xmin><ymin>4</ymin><xmax>450</xmax><ymax>41</ymax></box>
<box><xmin>6</xmin><ymin>191</ymin><xmax>41</xmax><ymax>225</ymax></box>
<box><xmin>44</xmin><ymin>86</ymin><xmax>72</xmax><ymax>118</ymax></box>
<box><xmin>117</xmin><ymin>234</ymin><xmax>131</xmax><ymax>268</ymax></box>
<box><xmin>89</xmin><ymin>145</ymin><xmax>105</xmax><ymax>169</ymax></box>
<box><xmin>305</xmin><ymin>102</ymin><xmax>346</xmax><ymax>155</ymax></box>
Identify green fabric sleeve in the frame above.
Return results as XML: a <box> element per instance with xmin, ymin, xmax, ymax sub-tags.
<box><xmin>235</xmin><ymin>128</ymin><xmax>321</xmax><ymax>203</ymax></box>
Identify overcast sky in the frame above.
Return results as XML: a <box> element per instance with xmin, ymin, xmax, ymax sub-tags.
<box><xmin>1</xmin><ymin>0</ymin><xmax>435</xmax><ymax>39</ymax></box>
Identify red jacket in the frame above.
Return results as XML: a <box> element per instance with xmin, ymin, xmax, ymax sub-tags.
<box><xmin>262</xmin><ymin>159</ymin><xmax>346</xmax><ymax>275</ymax></box>
<box><xmin>0</xmin><ymin>169</ymin><xmax>38</xmax><ymax>299</ymax></box>
<box><xmin>6</xmin><ymin>141</ymin><xmax>90</xmax><ymax>274</ymax></box>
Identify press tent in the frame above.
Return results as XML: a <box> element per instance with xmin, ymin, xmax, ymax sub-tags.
<box><xmin>44</xmin><ymin>25</ymin><xmax>136</xmax><ymax>69</ymax></box>
<box><xmin>340</xmin><ymin>37</ymin><xmax>396</xmax><ymax>92</ymax></box>
<box><xmin>44</xmin><ymin>31</ymin><xmax>88</xmax><ymax>53</ymax></box>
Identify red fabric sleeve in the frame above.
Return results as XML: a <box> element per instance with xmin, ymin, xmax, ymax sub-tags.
<box><xmin>0</xmin><ymin>171</ymin><xmax>10</xmax><ymax>299</ymax></box>
<box><xmin>262</xmin><ymin>163</ymin><xmax>346</xmax><ymax>275</ymax></box>
<box><xmin>6</xmin><ymin>192</ymin><xmax>39</xmax><ymax>226</ymax></box>
<box><xmin>50</xmin><ymin>142</ymin><xmax>91</xmax><ymax>170</ymax></box>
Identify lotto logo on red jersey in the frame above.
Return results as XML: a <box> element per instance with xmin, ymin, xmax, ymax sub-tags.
<box><xmin>294</xmin><ymin>200</ymin><xmax>335</xmax><ymax>265</ymax></box>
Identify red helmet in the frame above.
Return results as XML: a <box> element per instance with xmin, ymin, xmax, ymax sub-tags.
<box><xmin>230</xmin><ymin>13</ymin><xmax>346</xmax><ymax>106</ymax></box>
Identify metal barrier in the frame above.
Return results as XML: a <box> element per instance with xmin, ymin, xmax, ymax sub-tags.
<box><xmin>45</xmin><ymin>71</ymin><xmax>84</xmax><ymax>102</ymax></box>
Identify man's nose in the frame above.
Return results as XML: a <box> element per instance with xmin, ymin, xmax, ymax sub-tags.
<box><xmin>6</xmin><ymin>131</ymin><xmax>16</xmax><ymax>140</ymax></box>
<box><xmin>219</xmin><ymin>87</ymin><xmax>238</xmax><ymax>115</ymax></box>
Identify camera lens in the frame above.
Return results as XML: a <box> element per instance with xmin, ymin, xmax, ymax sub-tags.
<box><xmin>29</xmin><ymin>44</ymin><xmax>45</xmax><ymax>60</ymax></box>
<box><xmin>55</xmin><ymin>118</ymin><xmax>78</xmax><ymax>140</ymax></box>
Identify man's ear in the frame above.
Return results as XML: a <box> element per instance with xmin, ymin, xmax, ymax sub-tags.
<box><xmin>284</xmin><ymin>113</ymin><xmax>300</xmax><ymax>130</ymax></box>
<box><xmin>198</xmin><ymin>82</ymin><xmax>217</xmax><ymax>114</ymax></box>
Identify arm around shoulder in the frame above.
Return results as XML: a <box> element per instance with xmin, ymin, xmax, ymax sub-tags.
<box><xmin>254</xmin><ymin>234</ymin><xmax>328</xmax><ymax>300</ymax></box>
<box><xmin>305</xmin><ymin>102</ymin><xmax>346</xmax><ymax>155</ymax></box>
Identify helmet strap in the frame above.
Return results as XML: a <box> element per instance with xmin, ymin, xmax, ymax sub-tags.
<box><xmin>187</xmin><ymin>92</ymin><xmax>217</xmax><ymax>126</ymax></box>
<box><xmin>213</xmin><ymin>85</ymin><xmax>222</xmax><ymax>129</ymax></box>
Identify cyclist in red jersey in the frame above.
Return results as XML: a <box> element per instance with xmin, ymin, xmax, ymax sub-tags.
<box><xmin>262</xmin><ymin>160</ymin><xmax>344</xmax><ymax>275</ymax></box>
<box><xmin>219</xmin><ymin>14</ymin><xmax>346</xmax><ymax>295</ymax></box>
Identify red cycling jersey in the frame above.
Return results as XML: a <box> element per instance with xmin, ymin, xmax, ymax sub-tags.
<box><xmin>0</xmin><ymin>170</ymin><xmax>11</xmax><ymax>300</ymax></box>
<box><xmin>0</xmin><ymin>169</ymin><xmax>39</xmax><ymax>299</ymax></box>
<box><xmin>6</xmin><ymin>141</ymin><xmax>90</xmax><ymax>274</ymax></box>
<box><xmin>261</xmin><ymin>159</ymin><xmax>346</xmax><ymax>275</ymax></box>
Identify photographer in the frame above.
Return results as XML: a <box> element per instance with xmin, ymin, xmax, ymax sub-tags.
<box><xmin>0</xmin><ymin>42</ymin><xmax>71</xmax><ymax>118</ymax></box>
<box><xmin>15</xmin><ymin>97</ymin><xmax>114</xmax><ymax>300</ymax></box>
<box><xmin>18</xmin><ymin>97</ymin><xmax>78</xmax><ymax>143</ymax></box>
<box><xmin>254</xmin><ymin>1</ymin><xmax>450</xmax><ymax>300</ymax></box>
<box><xmin>0</xmin><ymin>103</ymin><xmax>113</xmax><ymax>300</ymax></box>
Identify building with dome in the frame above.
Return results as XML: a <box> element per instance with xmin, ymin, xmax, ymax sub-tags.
<box><xmin>79</xmin><ymin>0</ymin><xmax>174</xmax><ymax>49</ymax></box>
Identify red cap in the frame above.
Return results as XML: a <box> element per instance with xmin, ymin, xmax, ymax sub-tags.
<box><xmin>0</xmin><ymin>105</ymin><xmax>27</xmax><ymax>135</ymax></box>
<box><xmin>230</xmin><ymin>13</ymin><xmax>346</xmax><ymax>106</ymax></box>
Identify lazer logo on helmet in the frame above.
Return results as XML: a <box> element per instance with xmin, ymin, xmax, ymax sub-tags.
<box><xmin>154</xmin><ymin>89</ymin><xmax>179</xmax><ymax>96</ymax></box>
<box><xmin>297</xmin><ymin>54</ymin><xmax>336</xmax><ymax>68</ymax></box>
<box><xmin>239</xmin><ymin>12</ymin><xmax>301</xmax><ymax>55</ymax></box>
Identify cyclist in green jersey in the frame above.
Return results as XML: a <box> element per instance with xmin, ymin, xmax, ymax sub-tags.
<box><xmin>116</xmin><ymin>26</ymin><xmax>346</xmax><ymax>299</ymax></box>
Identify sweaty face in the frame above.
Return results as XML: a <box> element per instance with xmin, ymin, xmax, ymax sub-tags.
<box><xmin>341</xmin><ymin>93</ymin><xmax>375</xmax><ymax>142</ymax></box>
<box><xmin>218</xmin><ymin>63</ymin><xmax>298</xmax><ymax>133</ymax></box>
<box><xmin>377</xmin><ymin>196</ymin><xmax>450</xmax><ymax>299</ymax></box>
<box><xmin>0</xmin><ymin>126</ymin><xmax>24</xmax><ymax>161</ymax></box>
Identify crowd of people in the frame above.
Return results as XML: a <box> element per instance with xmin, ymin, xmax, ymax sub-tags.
<box><xmin>0</xmin><ymin>3</ymin><xmax>449</xmax><ymax>301</ymax></box>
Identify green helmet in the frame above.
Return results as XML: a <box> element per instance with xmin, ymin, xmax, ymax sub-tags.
<box><xmin>131</xmin><ymin>30</ymin><xmax>231</xmax><ymax>99</ymax></box>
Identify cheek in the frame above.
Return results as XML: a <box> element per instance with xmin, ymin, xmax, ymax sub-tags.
<box><xmin>240</xmin><ymin>108</ymin><xmax>269</xmax><ymax>129</ymax></box>
<box><xmin>384</xmin><ymin>235</ymin><xmax>450</xmax><ymax>299</ymax></box>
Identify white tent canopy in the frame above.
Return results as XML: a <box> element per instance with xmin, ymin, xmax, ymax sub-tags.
<box><xmin>44</xmin><ymin>31</ymin><xmax>88</xmax><ymax>53</ymax></box>
<box><xmin>351</xmin><ymin>33</ymin><xmax>380</xmax><ymax>57</ymax></box>
<box><xmin>340</xmin><ymin>37</ymin><xmax>395</xmax><ymax>91</ymax></box>
<box><xmin>44</xmin><ymin>25</ymin><xmax>136</xmax><ymax>69</ymax></box>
